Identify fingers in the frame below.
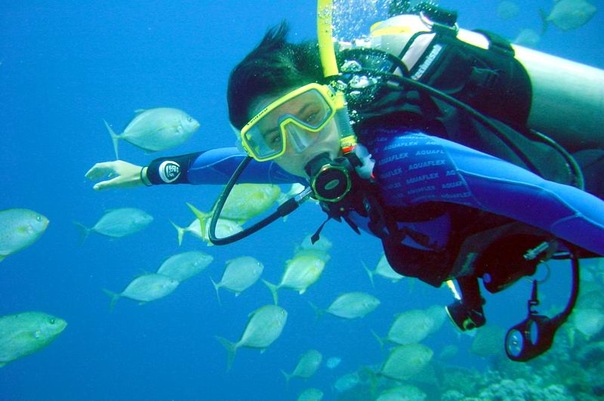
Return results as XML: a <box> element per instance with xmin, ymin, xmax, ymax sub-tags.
<box><xmin>92</xmin><ymin>177</ymin><xmax>120</xmax><ymax>191</ymax></box>
<box><xmin>86</xmin><ymin>160</ymin><xmax>142</xmax><ymax>190</ymax></box>
<box><xmin>85</xmin><ymin>162</ymin><xmax>115</xmax><ymax>180</ymax></box>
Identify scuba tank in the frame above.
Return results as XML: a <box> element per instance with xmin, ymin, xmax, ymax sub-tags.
<box><xmin>367</xmin><ymin>13</ymin><xmax>604</xmax><ymax>152</ymax></box>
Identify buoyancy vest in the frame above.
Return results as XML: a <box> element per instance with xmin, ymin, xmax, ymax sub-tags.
<box><xmin>330</xmin><ymin>28</ymin><xmax>582</xmax><ymax>287</ymax></box>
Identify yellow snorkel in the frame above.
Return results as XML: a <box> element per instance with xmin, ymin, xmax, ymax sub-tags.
<box><xmin>317</xmin><ymin>0</ymin><xmax>357</xmax><ymax>153</ymax></box>
<box><xmin>317</xmin><ymin>0</ymin><xmax>339</xmax><ymax>79</ymax></box>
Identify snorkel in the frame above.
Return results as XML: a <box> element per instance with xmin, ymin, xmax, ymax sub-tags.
<box><xmin>316</xmin><ymin>0</ymin><xmax>357</xmax><ymax>154</ymax></box>
<box><xmin>306</xmin><ymin>0</ymin><xmax>380</xmax><ymax>204</ymax></box>
<box><xmin>208</xmin><ymin>0</ymin><xmax>352</xmax><ymax>244</ymax></box>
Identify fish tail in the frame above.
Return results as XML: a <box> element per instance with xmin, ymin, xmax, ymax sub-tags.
<box><xmin>281</xmin><ymin>369</ymin><xmax>292</xmax><ymax>386</ymax></box>
<box><xmin>361</xmin><ymin>261</ymin><xmax>375</xmax><ymax>288</ymax></box>
<box><xmin>210</xmin><ymin>278</ymin><xmax>222</xmax><ymax>305</ymax></box>
<box><xmin>308</xmin><ymin>301</ymin><xmax>325</xmax><ymax>322</ymax></box>
<box><xmin>361</xmin><ymin>365</ymin><xmax>380</xmax><ymax>395</ymax></box>
<box><xmin>102</xmin><ymin>289</ymin><xmax>120</xmax><ymax>311</ymax></box>
<box><xmin>371</xmin><ymin>330</ymin><xmax>385</xmax><ymax>349</ymax></box>
<box><xmin>262</xmin><ymin>280</ymin><xmax>279</xmax><ymax>305</ymax></box>
<box><xmin>169</xmin><ymin>220</ymin><xmax>186</xmax><ymax>246</ymax></box>
<box><xmin>73</xmin><ymin>221</ymin><xmax>91</xmax><ymax>245</ymax></box>
<box><xmin>215</xmin><ymin>336</ymin><xmax>237</xmax><ymax>371</ymax></box>
<box><xmin>186</xmin><ymin>203</ymin><xmax>209</xmax><ymax>239</ymax></box>
<box><xmin>103</xmin><ymin>119</ymin><xmax>120</xmax><ymax>160</ymax></box>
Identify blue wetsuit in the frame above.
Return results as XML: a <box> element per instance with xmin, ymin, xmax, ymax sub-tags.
<box><xmin>146</xmin><ymin>130</ymin><xmax>604</xmax><ymax>258</ymax></box>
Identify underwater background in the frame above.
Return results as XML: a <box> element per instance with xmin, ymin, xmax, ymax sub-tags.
<box><xmin>1</xmin><ymin>1</ymin><xmax>603</xmax><ymax>400</ymax></box>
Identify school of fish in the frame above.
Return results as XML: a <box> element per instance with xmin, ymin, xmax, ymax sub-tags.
<box><xmin>4</xmin><ymin>7</ymin><xmax>603</xmax><ymax>396</ymax></box>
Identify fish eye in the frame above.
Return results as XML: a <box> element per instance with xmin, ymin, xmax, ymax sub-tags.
<box><xmin>36</xmin><ymin>215</ymin><xmax>42</xmax><ymax>222</ymax></box>
<box><xmin>49</xmin><ymin>318</ymin><xmax>56</xmax><ymax>324</ymax></box>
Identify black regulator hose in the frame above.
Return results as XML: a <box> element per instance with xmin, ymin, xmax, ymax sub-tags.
<box><xmin>208</xmin><ymin>156</ymin><xmax>312</xmax><ymax>245</ymax></box>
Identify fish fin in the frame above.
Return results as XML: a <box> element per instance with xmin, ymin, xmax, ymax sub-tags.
<box><xmin>361</xmin><ymin>261</ymin><xmax>375</xmax><ymax>288</ymax></box>
<box><xmin>103</xmin><ymin>120</ymin><xmax>120</xmax><ymax>160</ymax></box>
<box><xmin>102</xmin><ymin>289</ymin><xmax>120</xmax><ymax>311</ymax></box>
<box><xmin>169</xmin><ymin>220</ymin><xmax>185</xmax><ymax>246</ymax></box>
<box><xmin>370</xmin><ymin>330</ymin><xmax>385</xmax><ymax>349</ymax></box>
<box><xmin>262</xmin><ymin>280</ymin><xmax>279</xmax><ymax>305</ymax></box>
<box><xmin>210</xmin><ymin>278</ymin><xmax>222</xmax><ymax>306</ymax></box>
<box><xmin>215</xmin><ymin>336</ymin><xmax>237</xmax><ymax>371</ymax></box>
<box><xmin>0</xmin><ymin>255</ymin><xmax>5</xmax><ymax>263</ymax></box>
<box><xmin>186</xmin><ymin>203</ymin><xmax>209</xmax><ymax>239</ymax></box>
<box><xmin>0</xmin><ymin>362</ymin><xmax>6</xmax><ymax>367</ymax></box>
<box><xmin>73</xmin><ymin>221</ymin><xmax>91</xmax><ymax>245</ymax></box>
<box><xmin>133</xmin><ymin>109</ymin><xmax>146</xmax><ymax>115</ymax></box>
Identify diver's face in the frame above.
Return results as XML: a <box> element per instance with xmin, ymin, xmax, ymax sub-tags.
<box><xmin>249</xmin><ymin>91</ymin><xmax>342</xmax><ymax>178</ymax></box>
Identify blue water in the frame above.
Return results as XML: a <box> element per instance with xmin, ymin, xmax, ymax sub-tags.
<box><xmin>1</xmin><ymin>1</ymin><xmax>603</xmax><ymax>400</ymax></box>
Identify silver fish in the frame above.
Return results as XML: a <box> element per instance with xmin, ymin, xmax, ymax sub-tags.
<box><xmin>212</xmin><ymin>256</ymin><xmax>264</xmax><ymax>302</ymax></box>
<box><xmin>333</xmin><ymin>372</ymin><xmax>361</xmax><ymax>393</ymax></box>
<box><xmin>216</xmin><ymin>304</ymin><xmax>287</xmax><ymax>369</ymax></box>
<box><xmin>379</xmin><ymin>343</ymin><xmax>433</xmax><ymax>381</ymax></box>
<box><xmin>264</xmin><ymin>249</ymin><xmax>330</xmax><ymax>304</ymax></box>
<box><xmin>542</xmin><ymin>0</ymin><xmax>597</xmax><ymax>32</ymax></box>
<box><xmin>104</xmin><ymin>107</ymin><xmax>200</xmax><ymax>158</ymax></box>
<box><xmin>513</xmin><ymin>28</ymin><xmax>541</xmax><ymax>48</ymax></box>
<box><xmin>376</xmin><ymin>308</ymin><xmax>436</xmax><ymax>346</ymax></box>
<box><xmin>75</xmin><ymin>208</ymin><xmax>153</xmax><ymax>242</ymax></box>
<box><xmin>363</xmin><ymin>254</ymin><xmax>404</xmax><ymax>286</ymax></box>
<box><xmin>282</xmin><ymin>349</ymin><xmax>323</xmax><ymax>383</ymax></box>
<box><xmin>297</xmin><ymin>388</ymin><xmax>324</xmax><ymax>401</ymax></box>
<box><xmin>470</xmin><ymin>325</ymin><xmax>506</xmax><ymax>358</ymax></box>
<box><xmin>376</xmin><ymin>385</ymin><xmax>426</xmax><ymax>401</ymax></box>
<box><xmin>296</xmin><ymin>233</ymin><xmax>333</xmax><ymax>253</ymax></box>
<box><xmin>0</xmin><ymin>311</ymin><xmax>67</xmax><ymax>367</ymax></box>
<box><xmin>324</xmin><ymin>292</ymin><xmax>380</xmax><ymax>319</ymax></box>
<box><xmin>104</xmin><ymin>273</ymin><xmax>180</xmax><ymax>309</ymax></box>
<box><xmin>496</xmin><ymin>1</ymin><xmax>520</xmax><ymax>20</ymax></box>
<box><xmin>156</xmin><ymin>251</ymin><xmax>213</xmax><ymax>282</ymax></box>
<box><xmin>570</xmin><ymin>308</ymin><xmax>604</xmax><ymax>339</ymax></box>
<box><xmin>217</xmin><ymin>183</ymin><xmax>282</xmax><ymax>223</ymax></box>
<box><xmin>326</xmin><ymin>356</ymin><xmax>342</xmax><ymax>369</ymax></box>
<box><xmin>0</xmin><ymin>209</ymin><xmax>49</xmax><ymax>262</ymax></box>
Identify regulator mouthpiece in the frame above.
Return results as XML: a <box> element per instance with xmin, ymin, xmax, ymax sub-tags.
<box><xmin>305</xmin><ymin>152</ymin><xmax>353</xmax><ymax>203</ymax></box>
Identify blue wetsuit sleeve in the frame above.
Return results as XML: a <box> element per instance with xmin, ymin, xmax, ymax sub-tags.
<box><xmin>146</xmin><ymin>148</ymin><xmax>303</xmax><ymax>186</ymax></box>
<box><xmin>372</xmin><ymin>131</ymin><xmax>604</xmax><ymax>255</ymax></box>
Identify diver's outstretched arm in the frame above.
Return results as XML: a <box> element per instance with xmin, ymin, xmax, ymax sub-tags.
<box><xmin>86</xmin><ymin>147</ymin><xmax>302</xmax><ymax>190</ymax></box>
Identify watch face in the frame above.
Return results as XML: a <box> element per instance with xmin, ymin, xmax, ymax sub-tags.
<box><xmin>505</xmin><ymin>328</ymin><xmax>525</xmax><ymax>358</ymax></box>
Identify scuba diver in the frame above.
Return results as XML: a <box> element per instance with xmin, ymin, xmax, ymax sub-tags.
<box><xmin>86</xmin><ymin>2</ymin><xmax>604</xmax><ymax>361</ymax></box>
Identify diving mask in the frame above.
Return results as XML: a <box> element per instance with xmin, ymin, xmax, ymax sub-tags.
<box><xmin>240</xmin><ymin>83</ymin><xmax>338</xmax><ymax>162</ymax></box>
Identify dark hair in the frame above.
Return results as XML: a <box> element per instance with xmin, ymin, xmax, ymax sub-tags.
<box><xmin>227</xmin><ymin>21</ymin><xmax>324</xmax><ymax>130</ymax></box>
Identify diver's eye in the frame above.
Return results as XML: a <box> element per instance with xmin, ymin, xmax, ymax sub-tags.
<box><xmin>304</xmin><ymin>112</ymin><xmax>321</xmax><ymax>125</ymax></box>
<box><xmin>301</xmin><ymin>105</ymin><xmax>325</xmax><ymax>126</ymax></box>
<box><xmin>268</xmin><ymin>134</ymin><xmax>283</xmax><ymax>149</ymax></box>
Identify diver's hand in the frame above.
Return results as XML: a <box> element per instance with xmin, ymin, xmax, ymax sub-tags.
<box><xmin>85</xmin><ymin>160</ymin><xmax>149</xmax><ymax>190</ymax></box>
